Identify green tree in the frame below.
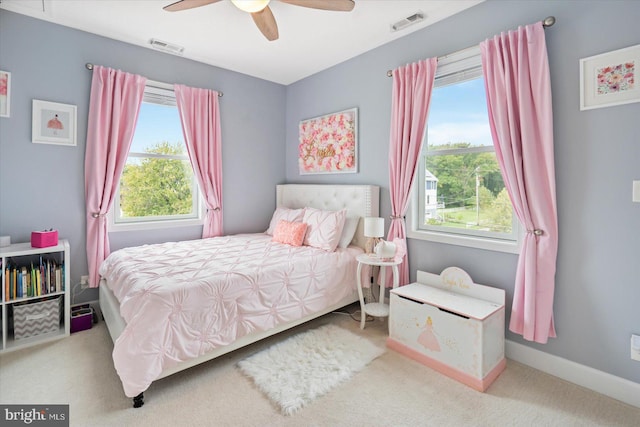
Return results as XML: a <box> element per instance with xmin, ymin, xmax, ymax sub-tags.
<box><xmin>487</xmin><ymin>188</ymin><xmax>513</xmax><ymax>232</ymax></box>
<box><xmin>120</xmin><ymin>141</ymin><xmax>193</xmax><ymax>217</ymax></box>
<box><xmin>426</xmin><ymin>148</ymin><xmax>467</xmax><ymax>207</ymax></box>
<box><xmin>478</xmin><ymin>185</ymin><xmax>495</xmax><ymax>210</ymax></box>
<box><xmin>425</xmin><ymin>142</ymin><xmax>504</xmax><ymax>209</ymax></box>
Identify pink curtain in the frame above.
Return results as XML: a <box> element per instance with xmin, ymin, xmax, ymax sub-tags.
<box><xmin>174</xmin><ymin>84</ymin><xmax>223</xmax><ymax>238</ymax></box>
<box><xmin>480</xmin><ymin>22</ymin><xmax>558</xmax><ymax>343</ymax></box>
<box><xmin>387</xmin><ymin>58</ymin><xmax>438</xmax><ymax>286</ymax></box>
<box><xmin>84</xmin><ymin>66</ymin><xmax>146</xmax><ymax>287</ymax></box>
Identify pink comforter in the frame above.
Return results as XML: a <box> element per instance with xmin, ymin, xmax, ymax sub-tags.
<box><xmin>99</xmin><ymin>234</ymin><xmax>361</xmax><ymax>397</ymax></box>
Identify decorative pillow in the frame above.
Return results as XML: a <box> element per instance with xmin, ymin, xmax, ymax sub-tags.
<box><xmin>337</xmin><ymin>216</ymin><xmax>360</xmax><ymax>248</ymax></box>
<box><xmin>272</xmin><ymin>220</ymin><xmax>308</xmax><ymax>247</ymax></box>
<box><xmin>266</xmin><ymin>207</ymin><xmax>305</xmax><ymax>235</ymax></box>
<box><xmin>303</xmin><ymin>208</ymin><xmax>347</xmax><ymax>252</ymax></box>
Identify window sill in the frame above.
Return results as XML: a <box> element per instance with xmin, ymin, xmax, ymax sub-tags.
<box><xmin>407</xmin><ymin>227</ymin><xmax>520</xmax><ymax>254</ymax></box>
<box><xmin>108</xmin><ymin>217</ymin><xmax>204</xmax><ymax>233</ymax></box>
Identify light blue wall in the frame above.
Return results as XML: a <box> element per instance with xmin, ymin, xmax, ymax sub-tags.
<box><xmin>285</xmin><ymin>0</ymin><xmax>640</xmax><ymax>384</ymax></box>
<box><xmin>1</xmin><ymin>1</ymin><xmax>639</xmax><ymax>386</ymax></box>
<box><xmin>0</xmin><ymin>10</ymin><xmax>286</xmax><ymax>302</ymax></box>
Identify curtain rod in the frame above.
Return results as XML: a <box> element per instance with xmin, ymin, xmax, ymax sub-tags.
<box><xmin>386</xmin><ymin>16</ymin><xmax>556</xmax><ymax>77</ymax></box>
<box><xmin>85</xmin><ymin>63</ymin><xmax>223</xmax><ymax>97</ymax></box>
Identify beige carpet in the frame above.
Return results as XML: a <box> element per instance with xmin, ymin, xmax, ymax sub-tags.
<box><xmin>1</xmin><ymin>305</ymin><xmax>639</xmax><ymax>427</ymax></box>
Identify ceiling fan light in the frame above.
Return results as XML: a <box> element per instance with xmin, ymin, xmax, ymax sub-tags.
<box><xmin>231</xmin><ymin>0</ymin><xmax>270</xmax><ymax>13</ymax></box>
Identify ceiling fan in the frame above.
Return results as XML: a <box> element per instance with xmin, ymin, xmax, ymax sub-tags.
<box><xmin>163</xmin><ymin>0</ymin><xmax>355</xmax><ymax>41</ymax></box>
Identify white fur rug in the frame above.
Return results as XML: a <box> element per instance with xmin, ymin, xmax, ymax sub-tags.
<box><xmin>237</xmin><ymin>324</ymin><xmax>385</xmax><ymax>415</ymax></box>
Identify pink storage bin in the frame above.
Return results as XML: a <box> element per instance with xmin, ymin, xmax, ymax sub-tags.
<box><xmin>31</xmin><ymin>230</ymin><xmax>59</xmax><ymax>248</ymax></box>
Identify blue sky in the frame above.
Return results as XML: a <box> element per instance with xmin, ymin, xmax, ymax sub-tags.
<box><xmin>130</xmin><ymin>102</ymin><xmax>184</xmax><ymax>153</ymax></box>
<box><xmin>427</xmin><ymin>77</ymin><xmax>492</xmax><ymax>147</ymax></box>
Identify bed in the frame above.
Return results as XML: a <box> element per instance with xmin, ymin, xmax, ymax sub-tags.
<box><xmin>98</xmin><ymin>184</ymin><xmax>380</xmax><ymax>407</ymax></box>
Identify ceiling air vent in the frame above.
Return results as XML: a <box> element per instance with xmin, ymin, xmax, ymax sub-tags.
<box><xmin>390</xmin><ymin>12</ymin><xmax>425</xmax><ymax>33</ymax></box>
<box><xmin>149</xmin><ymin>38</ymin><xmax>185</xmax><ymax>56</ymax></box>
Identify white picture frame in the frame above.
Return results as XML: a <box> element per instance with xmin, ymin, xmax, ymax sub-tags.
<box><xmin>580</xmin><ymin>44</ymin><xmax>640</xmax><ymax>110</ymax></box>
<box><xmin>0</xmin><ymin>70</ymin><xmax>10</xmax><ymax>118</ymax></box>
<box><xmin>32</xmin><ymin>100</ymin><xmax>77</xmax><ymax>146</ymax></box>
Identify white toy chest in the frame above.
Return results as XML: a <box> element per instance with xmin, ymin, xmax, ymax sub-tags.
<box><xmin>387</xmin><ymin>267</ymin><xmax>506</xmax><ymax>391</ymax></box>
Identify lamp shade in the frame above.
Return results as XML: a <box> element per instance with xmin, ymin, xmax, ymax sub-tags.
<box><xmin>364</xmin><ymin>217</ymin><xmax>384</xmax><ymax>238</ymax></box>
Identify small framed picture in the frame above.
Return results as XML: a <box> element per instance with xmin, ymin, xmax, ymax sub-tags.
<box><xmin>580</xmin><ymin>44</ymin><xmax>639</xmax><ymax>110</ymax></box>
<box><xmin>32</xmin><ymin>100</ymin><xmax>77</xmax><ymax>146</ymax></box>
<box><xmin>0</xmin><ymin>70</ymin><xmax>10</xmax><ymax>118</ymax></box>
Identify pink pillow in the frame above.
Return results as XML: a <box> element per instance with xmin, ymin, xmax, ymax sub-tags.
<box><xmin>303</xmin><ymin>208</ymin><xmax>347</xmax><ymax>252</ymax></box>
<box><xmin>266</xmin><ymin>208</ymin><xmax>305</xmax><ymax>235</ymax></box>
<box><xmin>272</xmin><ymin>220</ymin><xmax>308</xmax><ymax>247</ymax></box>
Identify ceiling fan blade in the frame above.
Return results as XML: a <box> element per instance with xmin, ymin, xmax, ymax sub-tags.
<box><xmin>251</xmin><ymin>6</ymin><xmax>279</xmax><ymax>41</ymax></box>
<box><xmin>279</xmin><ymin>0</ymin><xmax>355</xmax><ymax>12</ymax></box>
<box><xmin>163</xmin><ymin>0</ymin><xmax>222</xmax><ymax>12</ymax></box>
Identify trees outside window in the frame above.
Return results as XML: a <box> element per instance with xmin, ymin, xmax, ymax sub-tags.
<box><xmin>424</xmin><ymin>142</ymin><xmax>511</xmax><ymax>234</ymax></box>
<box><xmin>120</xmin><ymin>141</ymin><xmax>194</xmax><ymax>218</ymax></box>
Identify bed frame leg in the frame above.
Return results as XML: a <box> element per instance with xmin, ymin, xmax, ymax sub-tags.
<box><xmin>133</xmin><ymin>393</ymin><xmax>144</xmax><ymax>408</ymax></box>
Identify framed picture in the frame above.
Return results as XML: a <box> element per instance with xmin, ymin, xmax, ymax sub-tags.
<box><xmin>298</xmin><ymin>107</ymin><xmax>358</xmax><ymax>175</ymax></box>
<box><xmin>580</xmin><ymin>44</ymin><xmax>639</xmax><ymax>110</ymax></box>
<box><xmin>32</xmin><ymin>100</ymin><xmax>77</xmax><ymax>146</ymax></box>
<box><xmin>0</xmin><ymin>70</ymin><xmax>10</xmax><ymax>118</ymax></box>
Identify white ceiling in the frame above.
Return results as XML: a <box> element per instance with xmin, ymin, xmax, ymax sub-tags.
<box><xmin>1</xmin><ymin>0</ymin><xmax>483</xmax><ymax>85</ymax></box>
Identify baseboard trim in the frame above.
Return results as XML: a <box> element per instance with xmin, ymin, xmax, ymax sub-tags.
<box><xmin>505</xmin><ymin>340</ymin><xmax>640</xmax><ymax>408</ymax></box>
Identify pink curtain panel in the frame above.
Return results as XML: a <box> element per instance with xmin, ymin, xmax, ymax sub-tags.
<box><xmin>84</xmin><ymin>66</ymin><xmax>146</xmax><ymax>288</ymax></box>
<box><xmin>481</xmin><ymin>22</ymin><xmax>558</xmax><ymax>343</ymax></box>
<box><xmin>387</xmin><ymin>58</ymin><xmax>437</xmax><ymax>286</ymax></box>
<box><xmin>174</xmin><ymin>84</ymin><xmax>223</xmax><ymax>238</ymax></box>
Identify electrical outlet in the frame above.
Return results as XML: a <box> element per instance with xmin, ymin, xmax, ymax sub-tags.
<box><xmin>632</xmin><ymin>334</ymin><xmax>640</xmax><ymax>362</ymax></box>
<box><xmin>80</xmin><ymin>275</ymin><xmax>89</xmax><ymax>288</ymax></box>
<box><xmin>633</xmin><ymin>181</ymin><xmax>640</xmax><ymax>203</ymax></box>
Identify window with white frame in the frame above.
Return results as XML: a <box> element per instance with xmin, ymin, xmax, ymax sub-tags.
<box><xmin>407</xmin><ymin>47</ymin><xmax>521</xmax><ymax>253</ymax></box>
<box><xmin>109</xmin><ymin>85</ymin><xmax>203</xmax><ymax>231</ymax></box>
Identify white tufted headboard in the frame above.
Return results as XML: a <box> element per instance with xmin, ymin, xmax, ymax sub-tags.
<box><xmin>276</xmin><ymin>184</ymin><xmax>380</xmax><ymax>250</ymax></box>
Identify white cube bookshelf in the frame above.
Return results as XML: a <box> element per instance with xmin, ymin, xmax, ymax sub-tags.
<box><xmin>0</xmin><ymin>239</ymin><xmax>70</xmax><ymax>352</ymax></box>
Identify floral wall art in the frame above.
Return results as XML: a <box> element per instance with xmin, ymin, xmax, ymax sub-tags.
<box><xmin>298</xmin><ymin>108</ymin><xmax>357</xmax><ymax>174</ymax></box>
<box><xmin>0</xmin><ymin>70</ymin><xmax>10</xmax><ymax>118</ymax></box>
<box><xmin>580</xmin><ymin>44</ymin><xmax>639</xmax><ymax>110</ymax></box>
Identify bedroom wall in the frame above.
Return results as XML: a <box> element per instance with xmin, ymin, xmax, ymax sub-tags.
<box><xmin>285</xmin><ymin>0</ymin><xmax>640</xmax><ymax>385</ymax></box>
<box><xmin>1</xmin><ymin>0</ymin><xmax>638</xmax><ymax>388</ymax></box>
<box><xmin>0</xmin><ymin>10</ymin><xmax>286</xmax><ymax>303</ymax></box>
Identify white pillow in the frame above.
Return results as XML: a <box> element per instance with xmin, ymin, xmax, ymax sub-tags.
<box><xmin>266</xmin><ymin>207</ymin><xmax>305</xmax><ymax>235</ymax></box>
<box><xmin>337</xmin><ymin>217</ymin><xmax>359</xmax><ymax>248</ymax></box>
<box><xmin>303</xmin><ymin>208</ymin><xmax>347</xmax><ymax>252</ymax></box>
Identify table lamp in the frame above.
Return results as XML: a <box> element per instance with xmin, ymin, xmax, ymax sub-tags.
<box><xmin>364</xmin><ymin>217</ymin><xmax>384</xmax><ymax>254</ymax></box>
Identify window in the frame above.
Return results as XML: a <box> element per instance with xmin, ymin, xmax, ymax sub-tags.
<box><xmin>407</xmin><ymin>47</ymin><xmax>521</xmax><ymax>253</ymax></box>
<box><xmin>109</xmin><ymin>85</ymin><xmax>203</xmax><ymax>231</ymax></box>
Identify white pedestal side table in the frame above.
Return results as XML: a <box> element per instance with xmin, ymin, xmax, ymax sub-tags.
<box><xmin>356</xmin><ymin>253</ymin><xmax>401</xmax><ymax>329</ymax></box>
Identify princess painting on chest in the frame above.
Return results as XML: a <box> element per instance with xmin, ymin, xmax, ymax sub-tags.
<box><xmin>418</xmin><ymin>316</ymin><xmax>441</xmax><ymax>352</ymax></box>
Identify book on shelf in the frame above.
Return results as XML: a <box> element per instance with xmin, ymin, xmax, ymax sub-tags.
<box><xmin>3</xmin><ymin>256</ymin><xmax>65</xmax><ymax>302</ymax></box>
<box><xmin>4</xmin><ymin>266</ymin><xmax>8</xmax><ymax>301</ymax></box>
<box><xmin>55</xmin><ymin>267</ymin><xmax>61</xmax><ymax>293</ymax></box>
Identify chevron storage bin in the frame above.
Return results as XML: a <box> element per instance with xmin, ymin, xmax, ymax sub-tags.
<box><xmin>13</xmin><ymin>296</ymin><xmax>61</xmax><ymax>340</ymax></box>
